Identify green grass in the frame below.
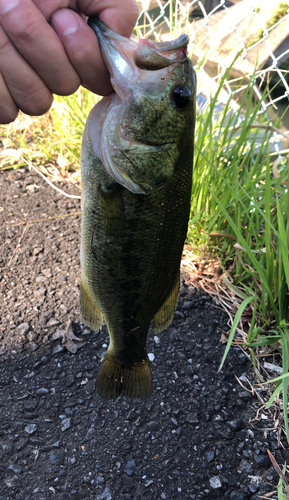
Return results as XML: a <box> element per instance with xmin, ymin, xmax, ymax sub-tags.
<box><xmin>191</xmin><ymin>69</ymin><xmax>289</xmax><ymax>441</ymax></box>
<box><xmin>0</xmin><ymin>89</ymin><xmax>99</xmax><ymax>176</ymax></box>
<box><xmin>1</xmin><ymin>62</ymin><xmax>289</xmax><ymax>441</ymax></box>
<box><xmin>191</xmin><ymin>72</ymin><xmax>289</xmax><ymax>332</ymax></box>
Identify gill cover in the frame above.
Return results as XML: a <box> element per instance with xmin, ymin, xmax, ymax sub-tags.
<box><xmin>87</xmin><ymin>17</ymin><xmax>193</xmax><ymax>194</ymax></box>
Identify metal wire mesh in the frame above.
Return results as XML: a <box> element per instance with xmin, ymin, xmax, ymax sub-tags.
<box><xmin>135</xmin><ymin>0</ymin><xmax>289</xmax><ymax>147</ymax></box>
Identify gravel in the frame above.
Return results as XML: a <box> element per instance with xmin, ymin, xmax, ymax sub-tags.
<box><xmin>0</xmin><ymin>168</ymin><xmax>288</xmax><ymax>499</ymax></box>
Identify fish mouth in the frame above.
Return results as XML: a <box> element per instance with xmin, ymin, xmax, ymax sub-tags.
<box><xmin>87</xmin><ymin>17</ymin><xmax>189</xmax><ymax>194</ymax></box>
<box><xmin>88</xmin><ymin>16</ymin><xmax>189</xmax><ymax>79</ymax></box>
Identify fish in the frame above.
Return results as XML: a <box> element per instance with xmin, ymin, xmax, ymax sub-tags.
<box><xmin>80</xmin><ymin>16</ymin><xmax>196</xmax><ymax>399</ymax></box>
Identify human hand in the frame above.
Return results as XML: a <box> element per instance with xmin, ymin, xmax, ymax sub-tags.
<box><xmin>0</xmin><ymin>0</ymin><xmax>139</xmax><ymax>124</ymax></box>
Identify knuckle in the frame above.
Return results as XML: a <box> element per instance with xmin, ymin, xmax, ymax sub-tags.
<box><xmin>0</xmin><ymin>34</ymin><xmax>12</xmax><ymax>54</ymax></box>
<box><xmin>5</xmin><ymin>12</ymin><xmax>40</xmax><ymax>44</ymax></box>
<box><xmin>50</xmin><ymin>73</ymin><xmax>80</xmax><ymax>96</ymax></box>
<box><xmin>20</xmin><ymin>89</ymin><xmax>53</xmax><ymax>117</ymax></box>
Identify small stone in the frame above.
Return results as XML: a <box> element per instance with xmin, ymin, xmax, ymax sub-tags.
<box><xmin>249</xmin><ymin>482</ymin><xmax>259</xmax><ymax>493</ymax></box>
<box><xmin>148</xmin><ymin>353</ymin><xmax>155</xmax><ymax>362</ymax></box>
<box><xmin>146</xmin><ymin>421</ymin><xmax>159</xmax><ymax>431</ymax></box>
<box><xmin>24</xmin><ymin>412</ymin><xmax>37</xmax><ymax>420</ymax></box>
<box><xmin>217</xmin><ymin>426</ymin><xmax>234</xmax><ymax>440</ymax></box>
<box><xmin>97</xmin><ymin>488</ymin><xmax>112</xmax><ymax>500</ymax></box>
<box><xmin>124</xmin><ymin>459</ymin><xmax>136</xmax><ymax>476</ymax></box>
<box><xmin>29</xmin><ymin>437</ymin><xmax>43</xmax><ymax>445</ymax></box>
<box><xmin>52</xmin><ymin>330</ymin><xmax>65</xmax><ymax>340</ymax></box>
<box><xmin>209</xmin><ymin>476</ymin><xmax>222</xmax><ymax>489</ymax></box>
<box><xmin>50</xmin><ymin>450</ymin><xmax>65</xmax><ymax>465</ymax></box>
<box><xmin>16</xmin><ymin>323</ymin><xmax>29</xmax><ymax>335</ymax></box>
<box><xmin>52</xmin><ymin>441</ymin><xmax>61</xmax><ymax>448</ymax></box>
<box><xmin>228</xmin><ymin>420</ymin><xmax>244</xmax><ymax>432</ymax></box>
<box><xmin>61</xmin><ymin>418</ymin><xmax>71</xmax><ymax>432</ymax></box>
<box><xmin>205</xmin><ymin>451</ymin><xmax>215</xmax><ymax>463</ymax></box>
<box><xmin>25</xmin><ymin>424</ymin><xmax>37</xmax><ymax>435</ymax></box>
<box><xmin>254</xmin><ymin>452</ymin><xmax>270</xmax><ymax>468</ymax></box>
<box><xmin>58</xmin><ymin>276</ymin><xmax>67</xmax><ymax>282</ymax></box>
<box><xmin>15</xmin><ymin>438</ymin><xmax>28</xmax><ymax>451</ymax></box>
<box><xmin>33</xmin><ymin>247</ymin><xmax>43</xmax><ymax>256</ymax></box>
<box><xmin>8</xmin><ymin>464</ymin><xmax>22</xmax><ymax>474</ymax></box>
<box><xmin>185</xmin><ymin>365</ymin><xmax>194</xmax><ymax>375</ymax></box>
<box><xmin>238</xmin><ymin>391</ymin><xmax>251</xmax><ymax>400</ymax></box>
<box><xmin>47</xmin><ymin>318</ymin><xmax>60</xmax><ymax>327</ymax></box>
<box><xmin>85</xmin><ymin>380</ymin><xmax>96</xmax><ymax>395</ymax></box>
<box><xmin>238</xmin><ymin>459</ymin><xmax>253</xmax><ymax>474</ymax></box>
<box><xmin>182</xmin><ymin>301</ymin><xmax>193</xmax><ymax>310</ymax></box>
<box><xmin>42</xmin><ymin>269</ymin><xmax>52</xmax><ymax>278</ymax></box>
<box><xmin>34</xmin><ymin>287</ymin><xmax>46</xmax><ymax>297</ymax></box>
<box><xmin>24</xmin><ymin>401</ymin><xmax>37</xmax><ymax>411</ymax></box>
<box><xmin>27</xmin><ymin>331</ymin><xmax>37</xmax><ymax>342</ymax></box>
<box><xmin>95</xmin><ymin>476</ymin><xmax>105</xmax><ymax>485</ymax></box>
<box><xmin>36</xmin><ymin>388</ymin><xmax>49</xmax><ymax>396</ymax></box>
<box><xmin>186</xmin><ymin>413</ymin><xmax>199</xmax><ymax>424</ymax></box>
<box><xmin>66</xmin><ymin>374</ymin><xmax>75</xmax><ymax>387</ymax></box>
<box><xmin>86</xmin><ymin>427</ymin><xmax>96</xmax><ymax>440</ymax></box>
<box><xmin>27</xmin><ymin>342</ymin><xmax>38</xmax><ymax>351</ymax></box>
<box><xmin>144</xmin><ymin>480</ymin><xmax>154</xmax><ymax>487</ymax></box>
<box><xmin>36</xmin><ymin>275</ymin><xmax>46</xmax><ymax>282</ymax></box>
<box><xmin>52</xmin><ymin>344</ymin><xmax>64</xmax><ymax>354</ymax></box>
<box><xmin>0</xmin><ymin>441</ymin><xmax>13</xmax><ymax>453</ymax></box>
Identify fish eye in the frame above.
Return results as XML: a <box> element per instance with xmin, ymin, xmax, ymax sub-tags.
<box><xmin>172</xmin><ymin>85</ymin><xmax>191</xmax><ymax>108</ymax></box>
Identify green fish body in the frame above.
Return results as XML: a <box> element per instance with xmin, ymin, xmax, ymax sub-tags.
<box><xmin>80</xmin><ymin>18</ymin><xmax>196</xmax><ymax>399</ymax></box>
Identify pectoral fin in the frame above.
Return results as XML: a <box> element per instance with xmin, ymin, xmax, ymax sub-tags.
<box><xmin>80</xmin><ymin>281</ymin><xmax>103</xmax><ymax>331</ymax></box>
<box><xmin>99</xmin><ymin>183</ymin><xmax>125</xmax><ymax>239</ymax></box>
<box><xmin>152</xmin><ymin>271</ymin><xmax>180</xmax><ymax>334</ymax></box>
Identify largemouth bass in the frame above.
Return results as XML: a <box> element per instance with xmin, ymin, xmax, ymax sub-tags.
<box><xmin>80</xmin><ymin>17</ymin><xmax>196</xmax><ymax>399</ymax></box>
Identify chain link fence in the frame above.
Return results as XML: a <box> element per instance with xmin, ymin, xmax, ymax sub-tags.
<box><xmin>135</xmin><ymin>0</ymin><xmax>289</xmax><ymax>147</ymax></box>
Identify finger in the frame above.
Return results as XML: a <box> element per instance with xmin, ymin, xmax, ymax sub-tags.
<box><xmin>51</xmin><ymin>1</ymin><xmax>139</xmax><ymax>96</ymax></box>
<box><xmin>78</xmin><ymin>0</ymin><xmax>139</xmax><ymax>36</ymax></box>
<box><xmin>51</xmin><ymin>8</ymin><xmax>113</xmax><ymax>95</ymax></box>
<box><xmin>34</xmin><ymin>0</ymin><xmax>139</xmax><ymax>34</ymax></box>
<box><xmin>0</xmin><ymin>25</ymin><xmax>53</xmax><ymax>116</ymax></box>
<box><xmin>0</xmin><ymin>72</ymin><xmax>18</xmax><ymax>124</ymax></box>
<box><xmin>32</xmin><ymin>0</ymin><xmax>73</xmax><ymax>21</ymax></box>
<box><xmin>0</xmin><ymin>0</ymin><xmax>80</xmax><ymax>95</ymax></box>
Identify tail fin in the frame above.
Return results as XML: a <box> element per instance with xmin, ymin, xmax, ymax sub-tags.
<box><xmin>97</xmin><ymin>354</ymin><xmax>153</xmax><ymax>399</ymax></box>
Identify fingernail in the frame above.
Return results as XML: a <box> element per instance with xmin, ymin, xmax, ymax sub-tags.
<box><xmin>52</xmin><ymin>9</ymin><xmax>80</xmax><ymax>37</ymax></box>
<box><xmin>0</xmin><ymin>0</ymin><xmax>19</xmax><ymax>15</ymax></box>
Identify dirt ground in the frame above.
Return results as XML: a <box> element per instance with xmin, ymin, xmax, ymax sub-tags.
<box><xmin>1</xmin><ymin>167</ymin><xmax>289</xmax><ymax>500</ymax></box>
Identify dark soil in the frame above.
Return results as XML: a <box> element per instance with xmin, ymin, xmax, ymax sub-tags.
<box><xmin>0</xmin><ymin>168</ymin><xmax>288</xmax><ymax>500</ymax></box>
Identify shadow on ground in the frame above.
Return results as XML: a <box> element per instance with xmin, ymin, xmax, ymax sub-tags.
<box><xmin>0</xmin><ymin>168</ymin><xmax>287</xmax><ymax>500</ymax></box>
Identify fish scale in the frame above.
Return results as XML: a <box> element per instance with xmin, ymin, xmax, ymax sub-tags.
<box><xmin>80</xmin><ymin>17</ymin><xmax>196</xmax><ymax>399</ymax></box>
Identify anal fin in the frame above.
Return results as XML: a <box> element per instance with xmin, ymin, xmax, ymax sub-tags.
<box><xmin>97</xmin><ymin>354</ymin><xmax>152</xmax><ymax>399</ymax></box>
<box><xmin>80</xmin><ymin>281</ymin><xmax>102</xmax><ymax>331</ymax></box>
<box><xmin>152</xmin><ymin>271</ymin><xmax>180</xmax><ymax>334</ymax></box>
